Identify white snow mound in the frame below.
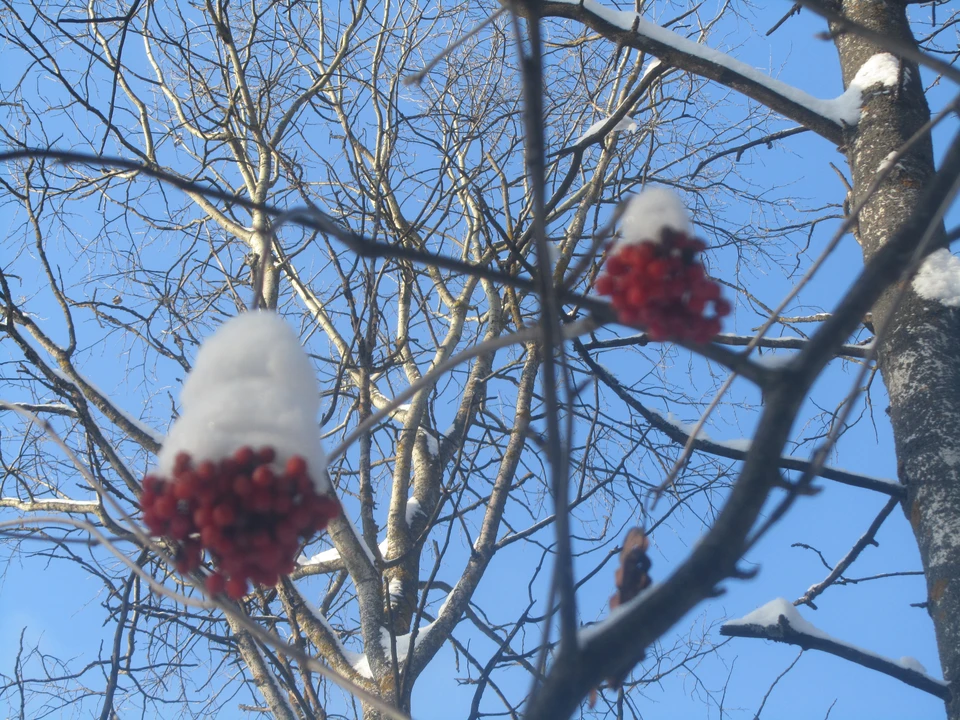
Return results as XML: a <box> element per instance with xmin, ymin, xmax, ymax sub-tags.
<box><xmin>725</xmin><ymin>597</ymin><xmax>821</xmax><ymax>637</ymax></box>
<box><xmin>155</xmin><ymin>311</ymin><xmax>329</xmax><ymax>491</ymax></box>
<box><xmin>899</xmin><ymin>656</ymin><xmax>927</xmax><ymax>674</ymax></box>
<box><xmin>617</xmin><ymin>187</ymin><xmax>691</xmax><ymax>246</ymax></box>
<box><xmin>580</xmin><ymin>116</ymin><xmax>638</xmax><ymax>142</ymax></box>
<box><xmin>831</xmin><ymin>53</ymin><xmax>900</xmax><ymax>125</ymax></box>
<box><xmin>912</xmin><ymin>248</ymin><xmax>960</xmax><ymax>307</ymax></box>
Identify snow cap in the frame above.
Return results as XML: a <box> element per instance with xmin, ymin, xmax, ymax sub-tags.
<box><xmin>618</xmin><ymin>187</ymin><xmax>691</xmax><ymax>247</ymax></box>
<box><xmin>912</xmin><ymin>248</ymin><xmax>960</xmax><ymax>307</ymax></box>
<box><xmin>156</xmin><ymin>311</ymin><xmax>329</xmax><ymax>491</ymax></box>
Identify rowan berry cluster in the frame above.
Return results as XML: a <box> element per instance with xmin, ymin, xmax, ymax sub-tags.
<box><xmin>595</xmin><ymin>228</ymin><xmax>731</xmax><ymax>343</ymax></box>
<box><xmin>140</xmin><ymin>446</ymin><xmax>340</xmax><ymax>600</ymax></box>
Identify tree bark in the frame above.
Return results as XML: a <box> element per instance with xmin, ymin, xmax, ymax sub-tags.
<box><xmin>832</xmin><ymin>3</ymin><xmax>960</xmax><ymax>716</ymax></box>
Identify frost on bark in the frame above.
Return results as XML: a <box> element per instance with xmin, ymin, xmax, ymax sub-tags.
<box><xmin>831</xmin><ymin>2</ymin><xmax>960</xmax><ymax>716</ymax></box>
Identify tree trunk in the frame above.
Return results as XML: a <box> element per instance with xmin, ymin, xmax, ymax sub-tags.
<box><xmin>832</xmin><ymin>3</ymin><xmax>960</xmax><ymax>716</ymax></box>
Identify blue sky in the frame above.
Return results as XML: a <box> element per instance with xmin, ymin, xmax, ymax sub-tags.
<box><xmin>1</xmin><ymin>1</ymin><xmax>956</xmax><ymax>719</ymax></box>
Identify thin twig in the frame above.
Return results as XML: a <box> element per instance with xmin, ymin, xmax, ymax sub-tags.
<box><xmin>404</xmin><ymin>7</ymin><xmax>507</xmax><ymax>86</ymax></box>
<box><xmin>794</xmin><ymin>496</ymin><xmax>899</xmax><ymax>608</ymax></box>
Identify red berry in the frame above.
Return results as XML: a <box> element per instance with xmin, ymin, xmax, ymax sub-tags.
<box><xmin>143</xmin><ymin>512</ymin><xmax>166</xmax><ymax>536</ymax></box>
<box><xmin>205</xmin><ymin>573</ymin><xmax>225</xmax><ymax>595</ymax></box>
<box><xmin>214</xmin><ymin>534</ymin><xmax>235</xmax><ymax>556</ymax></box>
<box><xmin>220</xmin><ymin>552</ymin><xmax>245</xmax><ymax>576</ymax></box>
<box><xmin>233</xmin><ymin>446</ymin><xmax>256</xmax><ymax>467</ymax></box>
<box><xmin>606</xmin><ymin>255</ymin><xmax>626</xmax><ymax>275</ymax></box>
<box><xmin>321</xmin><ymin>496</ymin><xmax>342</xmax><ymax>519</ymax></box>
<box><xmin>251</xmin><ymin>465</ymin><xmax>274</xmax><ymax>488</ymax></box>
<box><xmin>250</xmin><ymin>490</ymin><xmax>272</xmax><ymax>513</ymax></box>
<box><xmin>285</xmin><ymin>456</ymin><xmax>308</xmax><ymax>477</ymax></box>
<box><xmin>253</xmin><ymin>545</ymin><xmax>282</xmax><ymax>570</ymax></box>
<box><xmin>219</xmin><ymin>458</ymin><xmax>238</xmax><ymax>477</ymax></box>
<box><xmin>274</xmin><ymin>494</ymin><xmax>292</xmax><ymax>515</ymax></box>
<box><xmin>201</xmin><ymin>525</ymin><xmax>223</xmax><ymax>549</ymax></box>
<box><xmin>290</xmin><ymin>506</ymin><xmax>312</xmax><ymax>531</ymax></box>
<box><xmin>175</xmin><ymin>542</ymin><xmax>202</xmax><ymax>574</ymax></box>
<box><xmin>212</xmin><ymin>504</ymin><xmax>236</xmax><ymax>528</ymax></box>
<box><xmin>595</xmin><ymin>275</ymin><xmax>615</xmax><ymax>295</ymax></box>
<box><xmin>173</xmin><ymin>472</ymin><xmax>198</xmax><ymax>500</ymax></box>
<box><xmin>193</xmin><ymin>506</ymin><xmax>214</xmax><ymax>528</ymax></box>
<box><xmin>225</xmin><ymin>576</ymin><xmax>248</xmax><ymax>600</ymax></box>
<box><xmin>196</xmin><ymin>487</ymin><xmax>217</xmax><ymax>507</ymax></box>
<box><xmin>169</xmin><ymin>514</ymin><xmax>192</xmax><ymax>540</ymax></box>
<box><xmin>196</xmin><ymin>460</ymin><xmax>216</xmax><ymax>482</ymax></box>
<box><xmin>174</xmin><ymin>452</ymin><xmax>192</xmax><ymax>473</ymax></box>
<box><xmin>257</xmin><ymin>447</ymin><xmax>276</xmax><ymax>464</ymax></box>
<box><xmin>296</xmin><ymin>475</ymin><xmax>314</xmax><ymax>494</ymax></box>
<box><xmin>232</xmin><ymin>474</ymin><xmax>252</xmax><ymax>497</ymax></box>
<box><xmin>275</xmin><ymin>524</ymin><xmax>299</xmax><ymax>546</ymax></box>
<box><xmin>140</xmin><ymin>490</ymin><xmax>157</xmax><ymax>510</ymax></box>
<box><xmin>699</xmin><ymin>282</ymin><xmax>721</xmax><ymax>302</ymax></box>
<box><xmin>251</xmin><ymin>569</ymin><xmax>279</xmax><ymax>588</ymax></box>
<box><xmin>154</xmin><ymin>494</ymin><xmax>177</xmax><ymax>520</ymax></box>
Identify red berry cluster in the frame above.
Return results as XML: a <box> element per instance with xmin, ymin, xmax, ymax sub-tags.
<box><xmin>595</xmin><ymin>228</ymin><xmax>731</xmax><ymax>343</ymax></box>
<box><xmin>140</xmin><ymin>446</ymin><xmax>340</xmax><ymax>600</ymax></box>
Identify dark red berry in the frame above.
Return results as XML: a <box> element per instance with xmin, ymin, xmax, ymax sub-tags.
<box><xmin>175</xmin><ymin>542</ymin><xmax>201</xmax><ymax>573</ymax></box>
<box><xmin>196</xmin><ymin>460</ymin><xmax>216</xmax><ymax>482</ymax></box>
<box><xmin>174</xmin><ymin>452</ymin><xmax>191</xmax><ymax>473</ymax></box>
<box><xmin>154</xmin><ymin>494</ymin><xmax>177</xmax><ymax>520</ymax></box>
<box><xmin>233</xmin><ymin>474</ymin><xmax>252</xmax><ymax>497</ymax></box>
<box><xmin>273</xmin><ymin>494</ymin><xmax>292</xmax><ymax>515</ymax></box>
<box><xmin>143</xmin><ymin>512</ymin><xmax>166</xmax><ymax>536</ymax></box>
<box><xmin>285</xmin><ymin>455</ymin><xmax>307</xmax><ymax>477</ymax></box>
<box><xmin>250</xmin><ymin>490</ymin><xmax>272</xmax><ymax>513</ymax></box>
<box><xmin>205</xmin><ymin>572</ymin><xmax>225</xmax><ymax>595</ymax></box>
<box><xmin>225</xmin><ymin>576</ymin><xmax>248</xmax><ymax>600</ymax></box>
<box><xmin>140</xmin><ymin>490</ymin><xmax>157</xmax><ymax>511</ymax></box>
<box><xmin>212</xmin><ymin>503</ymin><xmax>236</xmax><ymax>528</ymax></box>
<box><xmin>173</xmin><ymin>472</ymin><xmax>198</xmax><ymax>500</ymax></box>
<box><xmin>201</xmin><ymin>524</ymin><xmax>223</xmax><ymax>549</ymax></box>
<box><xmin>251</xmin><ymin>465</ymin><xmax>274</xmax><ymax>488</ymax></box>
<box><xmin>169</xmin><ymin>515</ymin><xmax>192</xmax><ymax>540</ymax></box>
<box><xmin>233</xmin><ymin>446</ymin><xmax>256</xmax><ymax>467</ymax></box>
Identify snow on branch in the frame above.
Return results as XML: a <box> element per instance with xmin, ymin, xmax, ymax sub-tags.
<box><xmin>49</xmin><ymin>366</ymin><xmax>164</xmax><ymax>448</ymax></box>
<box><xmin>577</xmin><ymin>115</ymin><xmax>638</xmax><ymax>144</ymax></box>
<box><xmin>912</xmin><ymin>248</ymin><xmax>960</xmax><ymax>307</ymax></box>
<box><xmin>721</xmin><ymin>598</ymin><xmax>950</xmax><ymax>700</ymax></box>
<box><xmin>0</xmin><ymin>497</ymin><xmax>99</xmax><ymax>514</ymax></box>
<box><xmin>541</xmin><ymin>0</ymin><xmax>901</xmax><ymax>145</ymax></box>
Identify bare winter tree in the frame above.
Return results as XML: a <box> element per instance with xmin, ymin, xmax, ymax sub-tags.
<box><xmin>0</xmin><ymin>0</ymin><xmax>957</xmax><ymax>719</ymax></box>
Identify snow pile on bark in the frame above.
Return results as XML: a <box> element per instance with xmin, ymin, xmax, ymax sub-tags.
<box><xmin>156</xmin><ymin>311</ymin><xmax>329</xmax><ymax>492</ymax></box>
<box><xmin>724</xmin><ymin>597</ymin><xmax>821</xmax><ymax>635</ymax></box>
<box><xmin>830</xmin><ymin>53</ymin><xmax>900</xmax><ymax>124</ymax></box>
<box><xmin>579</xmin><ymin>116</ymin><xmax>639</xmax><ymax>143</ymax></box>
<box><xmin>912</xmin><ymin>249</ymin><xmax>960</xmax><ymax>307</ymax></box>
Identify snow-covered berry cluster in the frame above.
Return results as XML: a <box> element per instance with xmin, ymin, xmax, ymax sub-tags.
<box><xmin>595</xmin><ymin>189</ymin><xmax>731</xmax><ymax>343</ymax></box>
<box><xmin>141</xmin><ymin>311</ymin><xmax>338</xmax><ymax>600</ymax></box>
<box><xmin>141</xmin><ymin>447</ymin><xmax>340</xmax><ymax>599</ymax></box>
